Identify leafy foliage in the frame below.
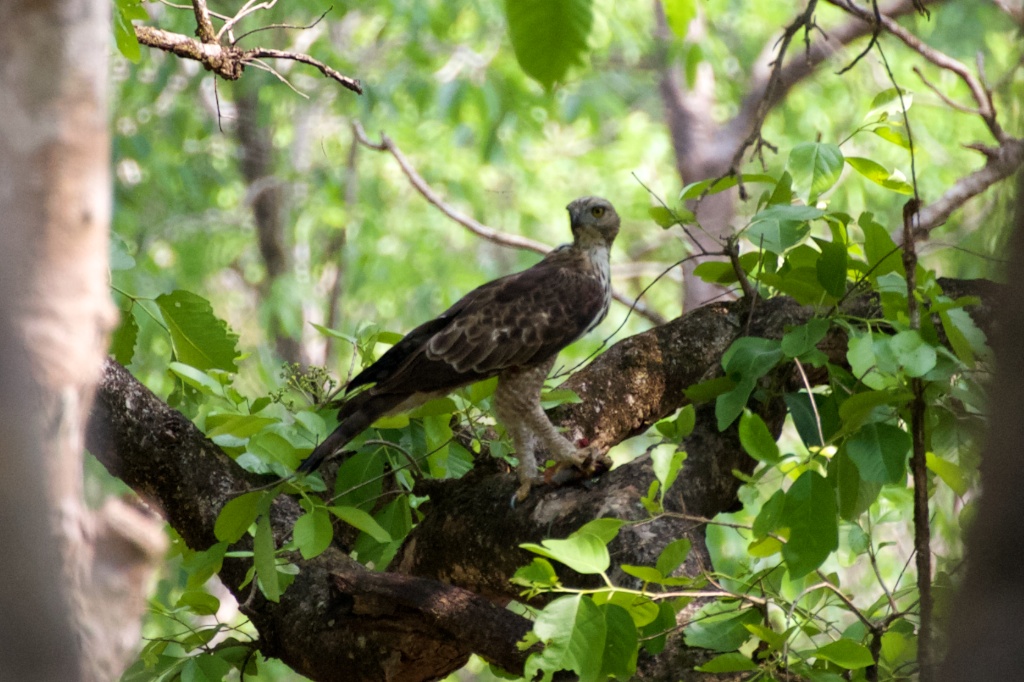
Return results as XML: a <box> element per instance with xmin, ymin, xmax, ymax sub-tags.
<box><xmin>99</xmin><ymin>0</ymin><xmax>1019</xmax><ymax>679</ymax></box>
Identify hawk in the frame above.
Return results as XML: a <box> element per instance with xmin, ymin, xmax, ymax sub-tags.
<box><xmin>299</xmin><ymin>196</ymin><xmax>620</xmax><ymax>498</ymax></box>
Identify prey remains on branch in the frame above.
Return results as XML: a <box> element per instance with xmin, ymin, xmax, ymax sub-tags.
<box><xmin>299</xmin><ymin>196</ymin><xmax>620</xmax><ymax>499</ymax></box>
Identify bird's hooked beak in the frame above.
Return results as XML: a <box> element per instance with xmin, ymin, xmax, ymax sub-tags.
<box><xmin>566</xmin><ymin>202</ymin><xmax>580</xmax><ymax>226</ymax></box>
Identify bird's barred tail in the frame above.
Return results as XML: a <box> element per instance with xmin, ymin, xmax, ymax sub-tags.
<box><xmin>296</xmin><ymin>392</ymin><xmax>405</xmax><ymax>474</ymax></box>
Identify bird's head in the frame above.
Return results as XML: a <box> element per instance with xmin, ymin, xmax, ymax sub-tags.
<box><xmin>567</xmin><ymin>196</ymin><xmax>620</xmax><ymax>248</ymax></box>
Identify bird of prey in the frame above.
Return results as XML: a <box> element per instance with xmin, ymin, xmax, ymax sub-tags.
<box><xmin>299</xmin><ymin>196</ymin><xmax>620</xmax><ymax>499</ymax></box>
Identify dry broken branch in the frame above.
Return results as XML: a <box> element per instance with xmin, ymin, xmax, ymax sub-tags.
<box><xmin>132</xmin><ymin>19</ymin><xmax>361</xmax><ymax>94</ymax></box>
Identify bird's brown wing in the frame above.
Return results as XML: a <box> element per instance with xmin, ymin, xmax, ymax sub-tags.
<box><xmin>345</xmin><ymin>254</ymin><xmax>607</xmax><ymax>400</ymax></box>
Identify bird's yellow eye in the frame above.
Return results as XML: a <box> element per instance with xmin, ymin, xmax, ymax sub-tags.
<box><xmin>591</xmin><ymin>206</ymin><xmax>606</xmax><ymax>218</ymax></box>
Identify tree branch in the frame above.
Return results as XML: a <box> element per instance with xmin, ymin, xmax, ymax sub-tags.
<box><xmin>350</xmin><ymin>121</ymin><xmax>668</xmax><ymax>326</ymax></box>
<box><xmin>828</xmin><ymin>0</ymin><xmax>1004</xmax><ymax>142</ymax></box>
<box><xmin>915</xmin><ymin>138</ymin><xmax>1024</xmax><ymax>235</ymax></box>
<box><xmin>132</xmin><ymin>25</ymin><xmax>362</xmax><ymax>93</ymax></box>
<box><xmin>86</xmin><ymin>278</ymin><xmax>998</xmax><ymax>681</ymax></box>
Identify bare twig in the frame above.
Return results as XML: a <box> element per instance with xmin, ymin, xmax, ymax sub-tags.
<box><xmin>913</xmin><ymin>66</ymin><xmax>982</xmax><ymax>116</ymax></box>
<box><xmin>133</xmin><ymin>20</ymin><xmax>362</xmax><ymax>94</ymax></box>
<box><xmin>866</xmin><ymin>522</ymin><xmax>900</xmax><ymax>613</ymax></box>
<box><xmin>191</xmin><ymin>0</ymin><xmax>217</xmax><ymax>43</ymax></box>
<box><xmin>914</xmin><ymin>138</ymin><xmax>1024</xmax><ymax>236</ymax></box>
<box><xmin>901</xmin><ymin>199</ymin><xmax>934</xmax><ymax>682</ymax></box>
<box><xmin>245</xmin><ymin>48</ymin><xmax>361</xmax><ymax>93</ymax></box>
<box><xmin>726</xmin><ymin>237</ymin><xmax>756</xmax><ymax>300</ymax></box>
<box><xmin>350</xmin><ymin>122</ymin><xmax>668</xmax><ymax>326</ymax></box>
<box><xmin>351</xmin><ymin>122</ymin><xmax>549</xmax><ymax>255</ymax></box>
<box><xmin>727</xmin><ymin>0</ymin><xmax>820</xmax><ymax>189</ymax></box>
<box><xmin>793</xmin><ymin>358</ymin><xmax>826</xmax><ymax>447</ymax></box>
<box><xmin>233</xmin><ymin>7</ymin><xmax>332</xmax><ymax>44</ymax></box>
<box><xmin>217</xmin><ymin>0</ymin><xmax>281</xmax><ymax>41</ymax></box>
<box><xmin>828</xmin><ymin>0</ymin><xmax>1005</xmax><ymax>142</ymax></box>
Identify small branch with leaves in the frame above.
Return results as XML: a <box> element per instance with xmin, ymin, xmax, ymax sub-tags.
<box><xmin>132</xmin><ymin>1</ymin><xmax>362</xmax><ymax>94</ymax></box>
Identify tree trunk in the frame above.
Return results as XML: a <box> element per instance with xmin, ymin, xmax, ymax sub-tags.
<box><xmin>0</xmin><ymin>2</ymin><xmax>165</xmax><ymax>679</ymax></box>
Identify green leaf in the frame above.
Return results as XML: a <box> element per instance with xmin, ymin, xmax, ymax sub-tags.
<box><xmin>679</xmin><ymin>174</ymin><xmax>776</xmax><ymax>200</ymax></box>
<box><xmin>183</xmin><ymin>653</ymin><xmax>233</xmax><ymax>682</ymax></box>
<box><xmin>745</xmin><ymin>622</ymin><xmax>790</xmax><ymax>650</ymax></box>
<box><xmin>926</xmin><ymin>452</ymin><xmax>969</xmax><ymax>496</ymax></box>
<box><xmin>524</xmin><ymin>595</ymin><xmax>604</xmax><ymax>681</ymax></box>
<box><xmin>168</xmin><ymin>362</ymin><xmax>224</xmax><ymax>397</ymax></box>
<box><xmin>836</xmin><ymin>389</ymin><xmax>911</xmax><ymax>442</ymax></box>
<box><xmin>597</xmin><ymin>604</ymin><xmax>639</xmax><ymax>680</ymax></box>
<box><xmin>781</xmin><ymin>318</ymin><xmax>831</xmax><ymax>358</ymax></box>
<box><xmin>333</xmin><ymin>449</ymin><xmax>384</xmax><ymax>507</ymax></box>
<box><xmin>663</xmin><ymin>0</ymin><xmax>697</xmax><ymax>37</ymax></box>
<box><xmin>253</xmin><ymin>514</ymin><xmax>281</xmax><ymax>602</ymax></box>
<box><xmin>815</xmin><ymin>238</ymin><xmax>848</xmax><ymax>298</ymax></box>
<box><xmin>887</xmin><ymin>330</ymin><xmax>937</xmax><ymax>377</ymax></box>
<box><xmin>655</xmin><ymin>405</ymin><xmax>696</xmax><ymax>441</ymax></box>
<box><xmin>831</xmin><ymin>450</ymin><xmax>883</xmax><ymax>520</ymax></box>
<box><xmin>785</xmin><ymin>391</ymin><xmax>840</xmax><ymax>447</ymax></box>
<box><xmin>846</xmin><ymin>423</ymin><xmax>911</xmax><ymax>484</ymax></box>
<box><xmin>656</xmin><ymin>538</ymin><xmax>692</xmax><ymax>577</ymax></box>
<box><xmin>788</xmin><ymin>142</ymin><xmax>844</xmax><ymax>201</ymax></box>
<box><xmin>872</xmin><ymin>125</ymin><xmax>911</xmax><ymax>149</ymax></box>
<box><xmin>113</xmin><ymin>1</ymin><xmax>146</xmax><ymax>63</ymax></box>
<box><xmin>205</xmin><ymin>414</ymin><xmax>278</xmax><ymax>439</ymax></box>
<box><xmin>505</xmin><ymin>0</ymin><xmax>593</xmax><ymax>88</ymax></box>
<box><xmin>684</xmin><ymin>607</ymin><xmax>761</xmax><ymax>652</ymax></box>
<box><xmin>651</xmin><ymin>446</ymin><xmax>687</xmax><ymax>495</ymax></box>
<box><xmin>723</xmin><ymin>337</ymin><xmax>784</xmax><ymax>379</ymax></box>
<box><xmin>294</xmin><ymin>508</ymin><xmax>334</xmax><ymax>560</ymax></box>
<box><xmin>648</xmin><ymin>205</ymin><xmax>694</xmax><ymax>228</ymax></box>
<box><xmin>685</xmin><ymin>376</ymin><xmax>735</xmax><ymax>403</ymax></box>
<box><xmin>716</xmin><ymin>378</ymin><xmax>756</xmax><ymax>431</ymax></box>
<box><xmin>696</xmin><ymin>652</ymin><xmax>759</xmax><ymax>673</ymax></box>
<box><xmin>156</xmin><ymin>291</ymin><xmax>239</xmax><ymax>372</ymax></box>
<box><xmin>513</xmin><ymin>558</ymin><xmax>560</xmax><ymax>589</ymax></box>
<box><xmin>328</xmin><ymin>505</ymin><xmax>392</xmax><ymax>543</ymax></box>
<box><xmin>859</xmin><ymin>213</ymin><xmax>904</xmax><ymax>279</ymax></box>
<box><xmin>739</xmin><ymin>410</ymin><xmax>780</xmax><ymax>464</ymax></box>
<box><xmin>753</xmin><ymin>490</ymin><xmax>785</xmax><ymax>539</ymax></box>
<box><xmin>540</xmin><ymin>388</ymin><xmax>582</xmax><ymax>408</ymax></box>
<box><xmin>640</xmin><ymin>602</ymin><xmax>678</xmax><ymax>655</ymax></box>
<box><xmin>176</xmin><ymin>590</ymin><xmax>221</xmax><ymax>617</ymax></box>
<box><xmin>946</xmin><ymin>306</ymin><xmax>987</xmax><ymax>362</ymax></box>
<box><xmin>521</xmin><ymin>534</ymin><xmax>610</xmax><ymax>575</ymax></box>
<box><xmin>716</xmin><ymin>338</ymin><xmax>784</xmax><ymax>429</ymax></box>
<box><xmin>865</xmin><ymin>87</ymin><xmax>913</xmax><ymax>121</ymax></box>
<box><xmin>214</xmin><ymin>492</ymin><xmax>263</xmax><ymax>543</ymax></box>
<box><xmin>845</xmin><ymin>157</ymin><xmax>914</xmax><ymax>195</ymax></box>
<box><xmin>745</xmin><ymin>205</ymin><xmax>824</xmax><ymax>254</ymax></box>
<box><xmin>110</xmin><ymin>308</ymin><xmax>139</xmax><ymax>365</ymax></box>
<box><xmin>693</xmin><ymin>261</ymin><xmax>740</xmax><ymax>285</ymax></box>
<box><xmin>815</xmin><ymin>639</ymin><xmax>875</xmax><ymax>669</ymax></box>
<box><xmin>574</xmin><ymin>518</ymin><xmax>626</xmax><ymax>544</ymax></box>
<box><xmin>620</xmin><ymin>564</ymin><xmax>666</xmax><ymax>584</ymax></box>
<box><xmin>183</xmin><ymin>543</ymin><xmax>227</xmax><ymax>590</ymax></box>
<box><xmin>781</xmin><ymin>471</ymin><xmax>838</xmax><ymax>578</ymax></box>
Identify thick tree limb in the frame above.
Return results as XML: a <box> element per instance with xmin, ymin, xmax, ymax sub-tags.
<box><xmin>86</xmin><ymin>278</ymin><xmax>997</xmax><ymax>682</ymax></box>
<box><xmin>86</xmin><ymin>360</ymin><xmax>531</xmax><ymax>682</ymax></box>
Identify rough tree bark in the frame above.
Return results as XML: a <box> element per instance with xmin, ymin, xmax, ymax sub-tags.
<box><xmin>85</xmin><ymin>278</ymin><xmax>995</xmax><ymax>682</ymax></box>
<box><xmin>0</xmin><ymin>1</ymin><xmax>166</xmax><ymax>679</ymax></box>
<box><xmin>938</xmin><ymin>174</ymin><xmax>1024</xmax><ymax>679</ymax></box>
